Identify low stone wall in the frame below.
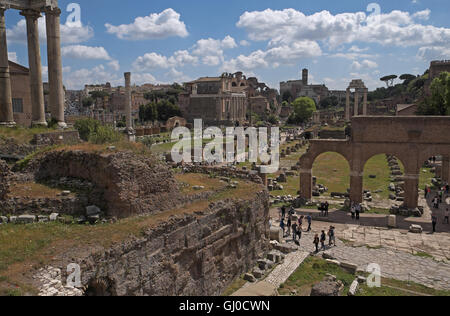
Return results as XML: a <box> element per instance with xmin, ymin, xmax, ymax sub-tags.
<box><xmin>0</xmin><ymin>196</ymin><xmax>88</xmax><ymax>217</ymax></box>
<box><xmin>181</xmin><ymin>165</ymin><xmax>264</xmax><ymax>184</ymax></box>
<box><xmin>24</xmin><ymin>150</ymin><xmax>183</xmax><ymax>218</ymax></box>
<box><xmin>41</xmin><ymin>192</ymin><xmax>270</xmax><ymax>296</ymax></box>
<box><xmin>31</xmin><ymin>131</ymin><xmax>80</xmax><ymax>146</ymax></box>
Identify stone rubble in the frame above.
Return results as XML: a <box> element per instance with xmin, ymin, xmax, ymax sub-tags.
<box><xmin>34</xmin><ymin>266</ymin><xmax>84</xmax><ymax>297</ymax></box>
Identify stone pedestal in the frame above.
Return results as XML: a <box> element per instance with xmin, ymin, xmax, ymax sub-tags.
<box><xmin>403</xmin><ymin>173</ymin><xmax>419</xmax><ymax>209</ymax></box>
<box><xmin>0</xmin><ymin>7</ymin><xmax>15</xmax><ymax>126</ymax></box>
<box><xmin>22</xmin><ymin>9</ymin><xmax>47</xmax><ymax>127</ymax></box>
<box><xmin>388</xmin><ymin>215</ymin><xmax>397</xmax><ymax>228</ymax></box>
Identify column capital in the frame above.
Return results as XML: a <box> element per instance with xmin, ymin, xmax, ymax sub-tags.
<box><xmin>20</xmin><ymin>9</ymin><xmax>42</xmax><ymax>20</ymax></box>
<box><xmin>44</xmin><ymin>7</ymin><xmax>62</xmax><ymax>16</ymax></box>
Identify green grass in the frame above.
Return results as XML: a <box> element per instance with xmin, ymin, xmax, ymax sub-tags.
<box><xmin>279</xmin><ymin>257</ymin><xmax>450</xmax><ymax>296</ymax></box>
<box><xmin>0</xmin><ymin>126</ymin><xmax>67</xmax><ymax>144</ymax></box>
<box><xmin>312</xmin><ymin>152</ymin><xmax>350</xmax><ymax>195</ymax></box>
<box><xmin>413</xmin><ymin>251</ymin><xmax>433</xmax><ymax>259</ymax></box>
<box><xmin>363</xmin><ymin>155</ymin><xmax>404</xmax><ymax>200</ymax></box>
<box><xmin>222</xmin><ymin>275</ymin><xmax>247</xmax><ymax>296</ymax></box>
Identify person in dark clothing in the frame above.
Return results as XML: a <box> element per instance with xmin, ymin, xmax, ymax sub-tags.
<box><xmin>292</xmin><ymin>223</ymin><xmax>298</xmax><ymax>241</ymax></box>
<box><xmin>324</xmin><ymin>202</ymin><xmax>330</xmax><ymax>217</ymax></box>
<box><xmin>281</xmin><ymin>206</ymin><xmax>286</xmax><ymax>220</ymax></box>
<box><xmin>432</xmin><ymin>215</ymin><xmax>438</xmax><ymax>233</ymax></box>
<box><xmin>320</xmin><ymin>231</ymin><xmax>326</xmax><ymax>250</ymax></box>
<box><xmin>280</xmin><ymin>219</ymin><xmax>285</xmax><ymax>236</ymax></box>
<box><xmin>313</xmin><ymin>234</ymin><xmax>320</xmax><ymax>253</ymax></box>
<box><xmin>306</xmin><ymin>214</ymin><xmax>312</xmax><ymax>232</ymax></box>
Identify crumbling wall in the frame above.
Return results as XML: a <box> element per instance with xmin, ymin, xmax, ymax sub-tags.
<box><xmin>77</xmin><ymin>192</ymin><xmax>270</xmax><ymax>296</ymax></box>
<box><xmin>24</xmin><ymin>150</ymin><xmax>183</xmax><ymax>218</ymax></box>
<box><xmin>0</xmin><ymin>160</ymin><xmax>11</xmax><ymax>200</ymax></box>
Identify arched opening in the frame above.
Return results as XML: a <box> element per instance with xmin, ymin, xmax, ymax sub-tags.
<box><xmin>311</xmin><ymin>152</ymin><xmax>350</xmax><ymax>199</ymax></box>
<box><xmin>232</xmin><ymin>82</ymin><xmax>238</xmax><ymax>87</ymax></box>
<box><xmin>362</xmin><ymin>154</ymin><xmax>405</xmax><ymax>211</ymax></box>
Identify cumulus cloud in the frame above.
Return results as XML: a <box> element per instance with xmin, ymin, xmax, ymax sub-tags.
<box><xmin>8</xmin><ymin>52</ymin><xmax>18</xmax><ymax>63</ymax></box>
<box><xmin>61</xmin><ymin>45</ymin><xmax>112</xmax><ymax>60</ymax></box>
<box><xmin>236</xmin><ymin>8</ymin><xmax>450</xmax><ymax>49</ymax></box>
<box><xmin>105</xmin><ymin>8</ymin><xmax>188</xmax><ymax>40</ymax></box>
<box><xmin>351</xmin><ymin>59</ymin><xmax>378</xmax><ymax>70</ymax></box>
<box><xmin>417</xmin><ymin>46</ymin><xmax>450</xmax><ymax>61</ymax></box>
<box><xmin>6</xmin><ymin>16</ymin><xmax>93</xmax><ymax>44</ymax></box>
<box><xmin>132</xmin><ymin>35</ymin><xmax>237</xmax><ymax>71</ymax></box>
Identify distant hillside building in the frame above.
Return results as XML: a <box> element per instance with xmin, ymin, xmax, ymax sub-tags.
<box><xmin>429</xmin><ymin>60</ymin><xmax>450</xmax><ymax>81</ymax></box>
<box><xmin>280</xmin><ymin>68</ymin><xmax>330</xmax><ymax>105</ymax></box>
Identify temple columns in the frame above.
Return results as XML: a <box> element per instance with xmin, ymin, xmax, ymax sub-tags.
<box><xmin>0</xmin><ymin>6</ymin><xmax>15</xmax><ymax>126</ymax></box>
<box><xmin>354</xmin><ymin>90</ymin><xmax>359</xmax><ymax>117</ymax></box>
<box><xmin>363</xmin><ymin>88</ymin><xmax>368</xmax><ymax>116</ymax></box>
<box><xmin>345</xmin><ymin>88</ymin><xmax>350</xmax><ymax>121</ymax></box>
<box><xmin>45</xmin><ymin>8</ymin><xmax>66</xmax><ymax>128</ymax></box>
<box><xmin>299</xmin><ymin>169</ymin><xmax>313</xmax><ymax>200</ymax></box>
<box><xmin>21</xmin><ymin>9</ymin><xmax>47</xmax><ymax>126</ymax></box>
<box><xmin>124</xmin><ymin>72</ymin><xmax>132</xmax><ymax>130</ymax></box>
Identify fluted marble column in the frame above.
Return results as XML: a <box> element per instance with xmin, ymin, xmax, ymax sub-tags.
<box><xmin>354</xmin><ymin>90</ymin><xmax>359</xmax><ymax>117</ymax></box>
<box><xmin>21</xmin><ymin>9</ymin><xmax>47</xmax><ymax>127</ymax></box>
<box><xmin>46</xmin><ymin>7</ymin><xmax>66</xmax><ymax>128</ymax></box>
<box><xmin>0</xmin><ymin>6</ymin><xmax>15</xmax><ymax>126</ymax></box>
<box><xmin>345</xmin><ymin>88</ymin><xmax>350</xmax><ymax>121</ymax></box>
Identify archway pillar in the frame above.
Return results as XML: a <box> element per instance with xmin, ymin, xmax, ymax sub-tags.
<box><xmin>345</xmin><ymin>88</ymin><xmax>350</xmax><ymax>122</ymax></box>
<box><xmin>350</xmin><ymin>170</ymin><xmax>363</xmax><ymax>204</ymax></box>
<box><xmin>442</xmin><ymin>156</ymin><xmax>449</xmax><ymax>183</ymax></box>
<box><xmin>299</xmin><ymin>169</ymin><xmax>312</xmax><ymax>200</ymax></box>
<box><xmin>404</xmin><ymin>173</ymin><xmax>420</xmax><ymax>209</ymax></box>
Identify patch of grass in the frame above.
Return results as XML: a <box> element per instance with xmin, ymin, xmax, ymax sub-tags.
<box><xmin>222</xmin><ymin>275</ymin><xmax>247</xmax><ymax>296</ymax></box>
<box><xmin>8</xmin><ymin>182</ymin><xmax>68</xmax><ymax>199</ymax></box>
<box><xmin>278</xmin><ymin>256</ymin><xmax>355</xmax><ymax>296</ymax></box>
<box><xmin>0</xmin><ymin>126</ymin><xmax>66</xmax><ymax>144</ymax></box>
<box><xmin>363</xmin><ymin>155</ymin><xmax>404</xmax><ymax>200</ymax></box>
<box><xmin>413</xmin><ymin>251</ymin><xmax>433</xmax><ymax>259</ymax></box>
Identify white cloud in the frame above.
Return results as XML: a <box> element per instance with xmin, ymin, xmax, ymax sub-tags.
<box><xmin>61</xmin><ymin>45</ymin><xmax>112</xmax><ymax>60</ymax></box>
<box><xmin>417</xmin><ymin>46</ymin><xmax>450</xmax><ymax>60</ymax></box>
<box><xmin>6</xmin><ymin>16</ymin><xmax>93</xmax><ymax>44</ymax></box>
<box><xmin>8</xmin><ymin>52</ymin><xmax>18</xmax><ymax>63</ymax></box>
<box><xmin>105</xmin><ymin>8</ymin><xmax>188</xmax><ymax>40</ymax></box>
<box><xmin>108</xmin><ymin>60</ymin><xmax>120</xmax><ymax>71</ymax></box>
<box><xmin>132</xmin><ymin>35</ymin><xmax>237</xmax><ymax>70</ymax></box>
<box><xmin>240</xmin><ymin>40</ymin><xmax>251</xmax><ymax>47</ymax></box>
<box><xmin>236</xmin><ymin>8</ymin><xmax>450</xmax><ymax>49</ymax></box>
<box><xmin>351</xmin><ymin>59</ymin><xmax>378</xmax><ymax>70</ymax></box>
<box><xmin>63</xmin><ymin>64</ymin><xmax>122</xmax><ymax>90</ymax></box>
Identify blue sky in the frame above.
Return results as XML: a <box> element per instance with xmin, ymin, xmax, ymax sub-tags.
<box><xmin>4</xmin><ymin>0</ymin><xmax>450</xmax><ymax>90</ymax></box>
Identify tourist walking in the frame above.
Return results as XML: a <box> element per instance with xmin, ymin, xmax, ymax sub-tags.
<box><xmin>320</xmin><ymin>231</ymin><xmax>326</xmax><ymax>250</ymax></box>
<box><xmin>444</xmin><ymin>208</ymin><xmax>449</xmax><ymax>225</ymax></box>
<box><xmin>306</xmin><ymin>214</ymin><xmax>312</xmax><ymax>232</ymax></box>
<box><xmin>292</xmin><ymin>222</ymin><xmax>298</xmax><ymax>241</ymax></box>
<box><xmin>281</xmin><ymin>206</ymin><xmax>286</xmax><ymax>220</ymax></box>
<box><xmin>432</xmin><ymin>215</ymin><xmax>438</xmax><ymax>233</ymax></box>
<box><xmin>287</xmin><ymin>216</ymin><xmax>292</xmax><ymax>236</ymax></box>
<box><xmin>280</xmin><ymin>219</ymin><xmax>285</xmax><ymax>237</ymax></box>
<box><xmin>425</xmin><ymin>186</ymin><xmax>429</xmax><ymax>199</ymax></box>
<box><xmin>328</xmin><ymin>226</ymin><xmax>336</xmax><ymax>247</ymax></box>
<box><xmin>350</xmin><ymin>204</ymin><xmax>356</xmax><ymax>220</ymax></box>
<box><xmin>324</xmin><ymin>201</ymin><xmax>330</xmax><ymax>217</ymax></box>
<box><xmin>298</xmin><ymin>215</ymin><xmax>304</xmax><ymax>232</ymax></box>
<box><xmin>313</xmin><ymin>234</ymin><xmax>320</xmax><ymax>253</ymax></box>
<box><xmin>355</xmin><ymin>204</ymin><xmax>361</xmax><ymax>221</ymax></box>
<box><xmin>296</xmin><ymin>227</ymin><xmax>302</xmax><ymax>246</ymax></box>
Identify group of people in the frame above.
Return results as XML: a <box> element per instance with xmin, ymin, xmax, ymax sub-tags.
<box><xmin>425</xmin><ymin>182</ymin><xmax>450</xmax><ymax>233</ymax></box>
<box><xmin>278</xmin><ymin>205</ymin><xmax>337</xmax><ymax>253</ymax></box>
<box><xmin>318</xmin><ymin>202</ymin><xmax>330</xmax><ymax>217</ymax></box>
<box><xmin>349</xmin><ymin>202</ymin><xmax>362</xmax><ymax>220</ymax></box>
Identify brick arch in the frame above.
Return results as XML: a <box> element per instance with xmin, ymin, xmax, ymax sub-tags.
<box><xmin>299</xmin><ymin>140</ymin><xmax>353</xmax><ymax>170</ymax></box>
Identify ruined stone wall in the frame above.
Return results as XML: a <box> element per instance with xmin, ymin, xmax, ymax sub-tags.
<box><xmin>0</xmin><ymin>160</ymin><xmax>11</xmax><ymax>200</ymax></box>
<box><xmin>25</xmin><ymin>150</ymin><xmax>183</xmax><ymax>218</ymax></box>
<box><xmin>31</xmin><ymin>131</ymin><xmax>80</xmax><ymax>146</ymax></box>
<box><xmin>77</xmin><ymin>192</ymin><xmax>270</xmax><ymax>296</ymax></box>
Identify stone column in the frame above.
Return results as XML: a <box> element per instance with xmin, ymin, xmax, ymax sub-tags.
<box><xmin>404</xmin><ymin>173</ymin><xmax>420</xmax><ymax>209</ymax></box>
<box><xmin>442</xmin><ymin>156</ymin><xmax>449</xmax><ymax>182</ymax></box>
<box><xmin>349</xmin><ymin>170</ymin><xmax>363</xmax><ymax>204</ymax></box>
<box><xmin>0</xmin><ymin>6</ymin><xmax>15</xmax><ymax>126</ymax></box>
<box><xmin>354</xmin><ymin>89</ymin><xmax>359</xmax><ymax>117</ymax></box>
<box><xmin>345</xmin><ymin>88</ymin><xmax>350</xmax><ymax>121</ymax></box>
<box><xmin>300</xmin><ymin>169</ymin><xmax>312</xmax><ymax>200</ymax></box>
<box><xmin>45</xmin><ymin>7</ymin><xmax>66</xmax><ymax>128</ymax></box>
<box><xmin>363</xmin><ymin>89</ymin><xmax>368</xmax><ymax>116</ymax></box>
<box><xmin>21</xmin><ymin>10</ymin><xmax>47</xmax><ymax>127</ymax></box>
<box><xmin>124</xmin><ymin>72</ymin><xmax>132</xmax><ymax>130</ymax></box>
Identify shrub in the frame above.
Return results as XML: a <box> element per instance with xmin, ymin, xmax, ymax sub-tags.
<box><xmin>74</xmin><ymin>118</ymin><xmax>100</xmax><ymax>141</ymax></box>
<box><xmin>88</xmin><ymin>125</ymin><xmax>122</xmax><ymax>144</ymax></box>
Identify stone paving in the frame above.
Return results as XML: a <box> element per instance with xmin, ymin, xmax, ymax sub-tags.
<box><xmin>266</xmin><ymin>208</ymin><xmax>450</xmax><ymax>292</ymax></box>
<box><xmin>264</xmin><ymin>251</ymin><xmax>310</xmax><ymax>288</ymax></box>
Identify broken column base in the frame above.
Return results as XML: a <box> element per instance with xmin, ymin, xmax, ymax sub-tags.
<box><xmin>390</xmin><ymin>205</ymin><xmax>424</xmax><ymax>217</ymax></box>
<box><xmin>0</xmin><ymin>121</ymin><xmax>16</xmax><ymax>127</ymax></box>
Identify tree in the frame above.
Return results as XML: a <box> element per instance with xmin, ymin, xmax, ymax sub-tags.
<box><xmin>380</xmin><ymin>75</ymin><xmax>398</xmax><ymax>88</ymax></box>
<box><xmin>399</xmin><ymin>74</ymin><xmax>416</xmax><ymax>84</ymax></box>
<box><xmin>417</xmin><ymin>72</ymin><xmax>450</xmax><ymax>116</ymax></box>
<box><xmin>282</xmin><ymin>91</ymin><xmax>293</xmax><ymax>103</ymax></box>
<box><xmin>156</xmin><ymin>99</ymin><xmax>182</xmax><ymax>121</ymax></box>
<box><xmin>319</xmin><ymin>96</ymin><xmax>339</xmax><ymax>109</ymax></box>
<box><xmin>82</xmin><ymin>97</ymin><xmax>94</xmax><ymax>108</ymax></box>
<box><xmin>89</xmin><ymin>91</ymin><xmax>110</xmax><ymax>99</ymax></box>
<box><xmin>288</xmin><ymin>97</ymin><xmax>316</xmax><ymax>124</ymax></box>
<box><xmin>267</xmin><ymin>114</ymin><xmax>279</xmax><ymax>125</ymax></box>
<box><xmin>139</xmin><ymin>103</ymin><xmax>158</xmax><ymax>122</ymax></box>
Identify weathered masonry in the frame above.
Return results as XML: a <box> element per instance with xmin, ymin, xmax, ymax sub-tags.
<box><xmin>299</xmin><ymin>116</ymin><xmax>450</xmax><ymax>209</ymax></box>
<box><xmin>0</xmin><ymin>0</ymin><xmax>65</xmax><ymax>127</ymax></box>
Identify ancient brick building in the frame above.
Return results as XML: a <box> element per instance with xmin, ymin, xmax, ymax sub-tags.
<box><xmin>9</xmin><ymin>61</ymin><xmax>32</xmax><ymax>126</ymax></box>
<box><xmin>280</xmin><ymin>68</ymin><xmax>332</xmax><ymax>105</ymax></box>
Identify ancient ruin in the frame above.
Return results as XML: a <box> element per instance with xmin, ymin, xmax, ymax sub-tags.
<box><xmin>299</xmin><ymin>116</ymin><xmax>450</xmax><ymax>209</ymax></box>
<box><xmin>345</xmin><ymin>80</ymin><xmax>368</xmax><ymax>121</ymax></box>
